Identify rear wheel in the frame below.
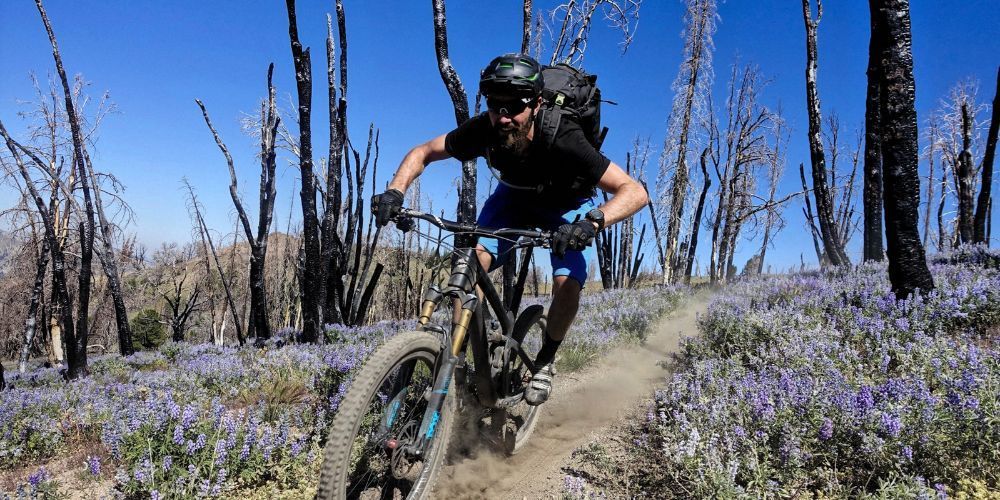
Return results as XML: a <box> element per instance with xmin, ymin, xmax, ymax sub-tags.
<box><xmin>484</xmin><ymin>309</ymin><xmax>545</xmax><ymax>455</ymax></box>
<box><xmin>317</xmin><ymin>332</ymin><xmax>454</xmax><ymax>500</ymax></box>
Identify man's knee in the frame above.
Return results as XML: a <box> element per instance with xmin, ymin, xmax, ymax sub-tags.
<box><xmin>474</xmin><ymin>244</ymin><xmax>493</xmax><ymax>272</ymax></box>
<box><xmin>552</xmin><ymin>275</ymin><xmax>582</xmax><ymax>303</ymax></box>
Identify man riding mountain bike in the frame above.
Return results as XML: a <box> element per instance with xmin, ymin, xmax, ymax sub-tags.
<box><xmin>373</xmin><ymin>53</ymin><xmax>647</xmax><ymax>406</ymax></box>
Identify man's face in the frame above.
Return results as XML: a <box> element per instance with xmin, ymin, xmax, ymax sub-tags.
<box><xmin>486</xmin><ymin>94</ymin><xmax>539</xmax><ymax>155</ymax></box>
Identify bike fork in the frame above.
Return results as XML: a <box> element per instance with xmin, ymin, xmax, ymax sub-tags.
<box><xmin>408</xmin><ymin>292</ymin><xmax>478</xmax><ymax>455</ymax></box>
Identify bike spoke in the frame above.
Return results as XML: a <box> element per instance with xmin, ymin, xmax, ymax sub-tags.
<box><xmin>345</xmin><ymin>355</ymin><xmax>436</xmax><ymax>499</ymax></box>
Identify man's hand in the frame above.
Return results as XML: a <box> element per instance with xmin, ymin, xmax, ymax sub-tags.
<box><xmin>372</xmin><ymin>189</ymin><xmax>404</xmax><ymax>227</ymax></box>
<box><xmin>551</xmin><ymin>220</ymin><xmax>597</xmax><ymax>258</ymax></box>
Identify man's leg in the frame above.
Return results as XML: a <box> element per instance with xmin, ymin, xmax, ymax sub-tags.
<box><xmin>545</xmin><ymin>275</ymin><xmax>582</xmax><ymax>342</ymax></box>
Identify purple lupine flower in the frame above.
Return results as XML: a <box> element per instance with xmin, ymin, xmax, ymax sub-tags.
<box><xmin>935</xmin><ymin>483</ymin><xmax>948</xmax><ymax>499</ymax></box>
<box><xmin>173</xmin><ymin>424</ymin><xmax>185</xmax><ymax>446</ymax></box>
<box><xmin>563</xmin><ymin>475</ymin><xmax>586</xmax><ymax>497</ymax></box>
<box><xmin>902</xmin><ymin>445</ymin><xmax>913</xmax><ymax>461</ymax></box>
<box><xmin>214</xmin><ymin>438</ymin><xmax>229</xmax><ymax>465</ymax></box>
<box><xmin>880</xmin><ymin>413</ymin><xmax>901</xmax><ymax>438</ymax></box>
<box><xmin>818</xmin><ymin>418</ymin><xmax>833</xmax><ymax>441</ymax></box>
<box><xmin>162</xmin><ymin>455</ymin><xmax>173</xmax><ymax>471</ymax></box>
<box><xmin>855</xmin><ymin>386</ymin><xmax>875</xmax><ymax>415</ymax></box>
<box><xmin>86</xmin><ymin>455</ymin><xmax>101</xmax><ymax>476</ymax></box>
<box><xmin>27</xmin><ymin>467</ymin><xmax>48</xmax><ymax>487</ymax></box>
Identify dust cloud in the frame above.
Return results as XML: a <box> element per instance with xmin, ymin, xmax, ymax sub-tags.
<box><xmin>434</xmin><ymin>291</ymin><xmax>712</xmax><ymax>499</ymax></box>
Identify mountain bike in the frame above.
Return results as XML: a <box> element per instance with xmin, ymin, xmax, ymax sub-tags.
<box><xmin>317</xmin><ymin>207</ymin><xmax>551</xmax><ymax>499</ymax></box>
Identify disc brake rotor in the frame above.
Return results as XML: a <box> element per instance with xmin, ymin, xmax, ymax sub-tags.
<box><xmin>389</xmin><ymin>420</ymin><xmax>420</xmax><ymax>479</ymax></box>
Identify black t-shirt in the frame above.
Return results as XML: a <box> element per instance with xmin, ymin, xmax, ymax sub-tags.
<box><xmin>444</xmin><ymin>112</ymin><xmax>610</xmax><ymax>206</ymax></box>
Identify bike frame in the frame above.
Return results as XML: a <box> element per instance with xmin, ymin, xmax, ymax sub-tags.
<box><xmin>385</xmin><ymin>209</ymin><xmax>547</xmax><ymax>456</ymax></box>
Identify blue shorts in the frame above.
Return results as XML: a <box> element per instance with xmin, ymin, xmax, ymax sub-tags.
<box><xmin>476</xmin><ymin>184</ymin><xmax>597</xmax><ymax>287</ymax></box>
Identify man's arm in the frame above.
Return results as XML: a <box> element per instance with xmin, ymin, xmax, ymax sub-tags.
<box><xmin>595</xmin><ymin>161</ymin><xmax>649</xmax><ymax>228</ymax></box>
<box><xmin>386</xmin><ymin>133</ymin><xmax>451</xmax><ymax>193</ymax></box>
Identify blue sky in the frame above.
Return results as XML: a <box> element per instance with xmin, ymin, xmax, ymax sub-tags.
<box><xmin>1</xmin><ymin>0</ymin><xmax>997</xmax><ymax>275</ymax></box>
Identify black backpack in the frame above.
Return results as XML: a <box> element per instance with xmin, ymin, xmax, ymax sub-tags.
<box><xmin>537</xmin><ymin>63</ymin><xmax>609</xmax><ymax>151</ymax></box>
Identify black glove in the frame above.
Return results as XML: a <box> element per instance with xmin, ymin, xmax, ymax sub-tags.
<box><xmin>371</xmin><ymin>189</ymin><xmax>404</xmax><ymax>227</ymax></box>
<box><xmin>551</xmin><ymin>220</ymin><xmax>597</xmax><ymax>258</ymax></box>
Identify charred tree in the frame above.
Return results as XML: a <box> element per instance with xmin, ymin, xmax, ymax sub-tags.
<box><xmin>955</xmin><ymin>103</ymin><xmax>976</xmax><ymax>245</ymax></box>
<box><xmin>548</xmin><ymin>0</ymin><xmax>640</xmax><ymax>67</ymax></box>
<box><xmin>801</xmin><ymin>0</ymin><xmax>849</xmax><ymax>266</ymax></box>
<box><xmin>522</xmin><ymin>0</ymin><xmax>533</xmax><ymax>54</ymax></box>
<box><xmin>974</xmin><ymin>67</ymin><xmax>999</xmax><ymax>244</ymax></box>
<box><xmin>938</xmin><ymin>161</ymin><xmax>949</xmax><ymax>251</ymax></box>
<box><xmin>922</xmin><ymin>116</ymin><xmax>940</xmax><ymax>248</ymax></box>
<box><xmin>320</xmin><ymin>7</ymin><xmax>348</xmax><ymax>327</ymax></box>
<box><xmin>870</xmin><ymin>0</ymin><xmax>934</xmax><ymax>299</ymax></box>
<box><xmin>431</xmin><ymin>0</ymin><xmax>476</xmax><ymax>242</ymax></box>
<box><xmin>863</xmin><ymin>4</ymin><xmax>884</xmax><ymax>261</ymax></box>
<box><xmin>1</xmin><ymin>120</ymin><xmax>76</xmax><ymax>377</ymax></box>
<box><xmin>758</xmin><ymin>115</ymin><xmax>789</xmax><ymax>275</ymax></box>
<box><xmin>658</xmin><ymin>0</ymin><xmax>716</xmax><ymax>284</ymax></box>
<box><xmin>83</xmin><ymin>151</ymin><xmax>134</xmax><ymax>355</ymax></box>
<box><xmin>19</xmin><ymin>232</ymin><xmax>49</xmax><ymax>372</ymax></box>
<box><xmin>641</xmin><ymin>180</ymin><xmax>666</xmax><ymax>276</ymax></box>
<box><xmin>707</xmin><ymin>65</ymin><xmax>778</xmax><ymax>283</ymax></box>
<box><xmin>284</xmin><ymin>0</ymin><xmax>322</xmax><ymax>343</ymax></box>
<box><xmin>685</xmin><ymin>149</ymin><xmax>711</xmax><ymax>282</ymax></box>
<box><xmin>183</xmin><ymin>179</ymin><xmax>244</xmax><ymax>345</ymax></box>
<box><xmin>163</xmin><ymin>272</ymin><xmax>201</xmax><ymax>342</ymax></box>
<box><xmin>196</xmin><ymin>65</ymin><xmax>279</xmax><ymax>342</ymax></box>
<box><xmin>800</xmin><ymin>163</ymin><xmax>825</xmax><ymax>264</ymax></box>
<box><xmin>35</xmin><ymin>0</ymin><xmax>97</xmax><ymax>378</ymax></box>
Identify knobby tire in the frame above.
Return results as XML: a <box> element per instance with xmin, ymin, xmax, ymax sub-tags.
<box><xmin>317</xmin><ymin>331</ymin><xmax>455</xmax><ymax>500</ymax></box>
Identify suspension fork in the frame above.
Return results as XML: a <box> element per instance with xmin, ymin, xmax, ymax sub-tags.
<box><xmin>410</xmin><ymin>291</ymin><xmax>478</xmax><ymax>455</ymax></box>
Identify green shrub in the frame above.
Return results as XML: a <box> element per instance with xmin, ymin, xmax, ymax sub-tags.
<box><xmin>131</xmin><ymin>309</ymin><xmax>168</xmax><ymax>350</ymax></box>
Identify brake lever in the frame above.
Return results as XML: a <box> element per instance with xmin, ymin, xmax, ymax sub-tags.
<box><xmin>395</xmin><ymin>216</ymin><xmax>414</xmax><ymax>233</ymax></box>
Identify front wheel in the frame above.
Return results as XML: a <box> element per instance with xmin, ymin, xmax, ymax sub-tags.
<box><xmin>317</xmin><ymin>331</ymin><xmax>455</xmax><ymax>500</ymax></box>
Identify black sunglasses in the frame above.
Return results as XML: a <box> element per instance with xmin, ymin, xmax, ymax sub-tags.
<box><xmin>486</xmin><ymin>96</ymin><xmax>533</xmax><ymax>116</ymax></box>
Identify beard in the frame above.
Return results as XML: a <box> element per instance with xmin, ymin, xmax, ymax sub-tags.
<box><xmin>495</xmin><ymin>110</ymin><xmax>535</xmax><ymax>156</ymax></box>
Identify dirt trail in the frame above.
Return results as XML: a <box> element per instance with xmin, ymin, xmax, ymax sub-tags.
<box><xmin>435</xmin><ymin>292</ymin><xmax>711</xmax><ymax>499</ymax></box>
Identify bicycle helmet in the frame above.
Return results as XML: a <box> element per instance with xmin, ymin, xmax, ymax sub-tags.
<box><xmin>479</xmin><ymin>53</ymin><xmax>544</xmax><ymax>98</ymax></box>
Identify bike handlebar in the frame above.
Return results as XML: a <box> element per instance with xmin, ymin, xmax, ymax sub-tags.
<box><xmin>394</xmin><ymin>207</ymin><xmax>551</xmax><ymax>248</ymax></box>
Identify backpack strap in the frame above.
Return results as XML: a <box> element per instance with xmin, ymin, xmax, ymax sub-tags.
<box><xmin>484</xmin><ymin>150</ymin><xmax>546</xmax><ymax>193</ymax></box>
<box><xmin>537</xmin><ymin>105</ymin><xmax>562</xmax><ymax>150</ymax></box>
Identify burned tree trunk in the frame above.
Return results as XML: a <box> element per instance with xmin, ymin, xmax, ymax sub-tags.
<box><xmin>802</xmin><ymin>0</ymin><xmax>849</xmax><ymax>267</ymax></box>
<box><xmin>974</xmin><ymin>67</ymin><xmax>999</xmax><ymax>244</ymax></box>
<box><xmin>641</xmin><ymin>180</ymin><xmax>666</xmax><ymax>275</ymax></box>
<box><xmin>83</xmin><ymin>151</ymin><xmax>134</xmax><ymax>355</ymax></box>
<box><xmin>923</xmin><ymin>117</ymin><xmax>940</xmax><ymax>248</ymax></box>
<box><xmin>660</xmin><ymin>0</ymin><xmax>716</xmax><ymax>284</ymax></box>
<box><xmin>183</xmin><ymin>179</ymin><xmax>244</xmax><ymax>345</ymax></box>
<box><xmin>522</xmin><ymin>0</ymin><xmax>533</xmax><ymax>54</ymax></box>
<box><xmin>685</xmin><ymin>149</ymin><xmax>711</xmax><ymax>282</ymax></box>
<box><xmin>19</xmin><ymin>235</ymin><xmax>49</xmax><ymax>372</ymax></box>
<box><xmin>431</xmin><ymin>0</ymin><xmax>476</xmax><ymax>238</ymax></box>
<box><xmin>863</xmin><ymin>3</ymin><xmax>884</xmax><ymax>262</ymax></box>
<box><xmin>800</xmin><ymin>163</ymin><xmax>825</xmax><ymax>264</ymax></box>
<box><xmin>1</xmin><ymin>120</ymin><xmax>76</xmax><ymax>377</ymax></box>
<box><xmin>164</xmin><ymin>274</ymin><xmax>200</xmax><ymax>342</ymax></box>
<box><xmin>195</xmin><ymin>65</ymin><xmax>279</xmax><ymax>342</ymax></box>
<box><xmin>938</xmin><ymin>164</ymin><xmax>949</xmax><ymax>251</ymax></box>
<box><xmin>955</xmin><ymin>103</ymin><xmax>976</xmax><ymax>245</ymax></box>
<box><xmin>285</xmin><ymin>0</ymin><xmax>322</xmax><ymax>343</ymax></box>
<box><xmin>36</xmin><ymin>0</ymin><xmax>96</xmax><ymax>378</ymax></box>
<box><xmin>321</xmin><ymin>6</ymin><xmax>348</xmax><ymax>327</ymax></box>
<box><xmin>871</xmin><ymin>0</ymin><xmax>934</xmax><ymax>299</ymax></box>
